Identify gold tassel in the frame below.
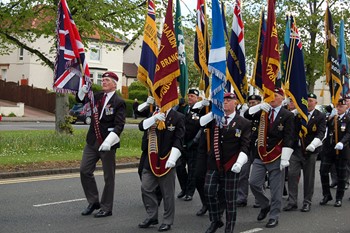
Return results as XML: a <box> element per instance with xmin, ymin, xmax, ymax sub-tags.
<box><xmin>157</xmin><ymin>121</ymin><xmax>166</xmax><ymax>130</ymax></box>
<box><xmin>320</xmin><ymin>87</ymin><xmax>324</xmax><ymax>97</ymax></box>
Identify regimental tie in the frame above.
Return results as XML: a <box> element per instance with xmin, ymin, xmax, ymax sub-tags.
<box><xmin>269</xmin><ymin>109</ymin><xmax>275</xmax><ymax>125</ymax></box>
<box><xmin>224</xmin><ymin>116</ymin><xmax>229</xmax><ymax>127</ymax></box>
<box><xmin>99</xmin><ymin>93</ymin><xmax>107</xmax><ymax>115</ymax></box>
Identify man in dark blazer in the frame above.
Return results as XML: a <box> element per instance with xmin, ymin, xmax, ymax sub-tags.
<box><xmin>247</xmin><ymin>88</ymin><xmax>294</xmax><ymax>228</ymax></box>
<box><xmin>320</xmin><ymin>98</ymin><xmax>350</xmax><ymax>207</ymax></box>
<box><xmin>138</xmin><ymin>107</ymin><xmax>185</xmax><ymax>232</ymax></box>
<box><xmin>283</xmin><ymin>93</ymin><xmax>326</xmax><ymax>212</ymax></box>
<box><xmin>200</xmin><ymin>93</ymin><xmax>251</xmax><ymax>233</ymax></box>
<box><xmin>78</xmin><ymin>71</ymin><xmax>126</xmax><ymax>218</ymax></box>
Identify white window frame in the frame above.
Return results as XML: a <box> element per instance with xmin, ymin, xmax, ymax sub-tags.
<box><xmin>90</xmin><ymin>44</ymin><xmax>101</xmax><ymax>62</ymax></box>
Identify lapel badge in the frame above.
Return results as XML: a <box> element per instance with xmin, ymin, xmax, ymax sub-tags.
<box><xmin>252</xmin><ymin>126</ymin><xmax>257</xmax><ymax>131</ymax></box>
<box><xmin>105</xmin><ymin>105</ymin><xmax>114</xmax><ymax>115</ymax></box>
<box><xmin>277</xmin><ymin>124</ymin><xmax>284</xmax><ymax>131</ymax></box>
<box><xmin>341</xmin><ymin>123</ymin><xmax>346</xmax><ymax>132</ymax></box>
<box><xmin>312</xmin><ymin>124</ymin><xmax>317</xmax><ymax>132</ymax></box>
<box><xmin>235</xmin><ymin>128</ymin><xmax>241</xmax><ymax>137</ymax></box>
<box><xmin>168</xmin><ymin>124</ymin><xmax>175</xmax><ymax>131</ymax></box>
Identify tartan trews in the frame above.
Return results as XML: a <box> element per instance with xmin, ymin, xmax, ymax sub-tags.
<box><xmin>204</xmin><ymin>169</ymin><xmax>239</xmax><ymax>233</ymax></box>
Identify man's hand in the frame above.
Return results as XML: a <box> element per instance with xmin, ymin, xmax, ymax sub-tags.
<box><xmin>334</xmin><ymin>142</ymin><xmax>344</xmax><ymax>150</ymax></box>
<box><xmin>231</xmin><ymin>152</ymin><xmax>248</xmax><ymax>173</ymax></box>
<box><xmin>165</xmin><ymin>147</ymin><xmax>181</xmax><ymax>168</ymax></box>
<box><xmin>78</xmin><ymin>84</ymin><xmax>89</xmax><ymax>101</ymax></box>
<box><xmin>98</xmin><ymin>132</ymin><xmax>120</xmax><ymax>151</ymax></box>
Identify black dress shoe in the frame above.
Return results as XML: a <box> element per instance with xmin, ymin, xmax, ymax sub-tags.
<box><xmin>81</xmin><ymin>203</ymin><xmax>100</xmax><ymax>216</ymax></box>
<box><xmin>158</xmin><ymin>224</ymin><xmax>171</xmax><ymax>232</ymax></box>
<box><xmin>283</xmin><ymin>204</ymin><xmax>297</xmax><ymax>211</ymax></box>
<box><xmin>138</xmin><ymin>218</ymin><xmax>159</xmax><ymax>228</ymax></box>
<box><xmin>300</xmin><ymin>203</ymin><xmax>311</xmax><ymax>212</ymax></box>
<box><xmin>184</xmin><ymin>195</ymin><xmax>193</xmax><ymax>201</ymax></box>
<box><xmin>177</xmin><ymin>191</ymin><xmax>185</xmax><ymax>199</ymax></box>
<box><xmin>205</xmin><ymin>220</ymin><xmax>224</xmax><ymax>233</ymax></box>
<box><xmin>196</xmin><ymin>206</ymin><xmax>208</xmax><ymax>216</ymax></box>
<box><xmin>330</xmin><ymin>182</ymin><xmax>338</xmax><ymax>188</ymax></box>
<box><xmin>266</xmin><ymin>219</ymin><xmax>278</xmax><ymax>228</ymax></box>
<box><xmin>334</xmin><ymin>200</ymin><xmax>342</xmax><ymax>207</ymax></box>
<box><xmin>94</xmin><ymin>210</ymin><xmax>112</xmax><ymax>218</ymax></box>
<box><xmin>257</xmin><ymin>206</ymin><xmax>270</xmax><ymax>221</ymax></box>
<box><xmin>236</xmin><ymin>201</ymin><xmax>247</xmax><ymax>207</ymax></box>
<box><xmin>320</xmin><ymin>195</ymin><xmax>333</xmax><ymax>205</ymax></box>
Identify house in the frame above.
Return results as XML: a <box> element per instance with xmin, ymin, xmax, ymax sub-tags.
<box><xmin>0</xmin><ymin>33</ymin><xmax>127</xmax><ymax>92</ymax></box>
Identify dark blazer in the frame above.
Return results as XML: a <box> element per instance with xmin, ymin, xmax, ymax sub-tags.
<box><xmin>246</xmin><ymin>107</ymin><xmax>294</xmax><ymax>161</ymax></box>
<box><xmin>295</xmin><ymin>109</ymin><xmax>326</xmax><ymax>152</ymax></box>
<box><xmin>86</xmin><ymin>92</ymin><xmax>126</xmax><ymax>148</ymax></box>
<box><xmin>323</xmin><ymin>114</ymin><xmax>350</xmax><ymax>159</ymax></box>
<box><xmin>139</xmin><ymin>109</ymin><xmax>185</xmax><ymax>169</ymax></box>
<box><xmin>207</xmin><ymin>113</ymin><xmax>251</xmax><ymax>171</ymax></box>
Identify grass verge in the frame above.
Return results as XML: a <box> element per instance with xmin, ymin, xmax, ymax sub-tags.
<box><xmin>0</xmin><ymin>128</ymin><xmax>142</xmax><ymax>168</ymax></box>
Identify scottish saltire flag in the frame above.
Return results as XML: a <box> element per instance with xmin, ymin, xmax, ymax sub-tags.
<box><xmin>137</xmin><ymin>0</ymin><xmax>158</xmax><ymax>92</ymax></box>
<box><xmin>209</xmin><ymin>0</ymin><xmax>226</xmax><ymax>127</ymax></box>
<box><xmin>262</xmin><ymin>0</ymin><xmax>279</xmax><ymax>102</ymax></box>
<box><xmin>175</xmin><ymin>0</ymin><xmax>189</xmax><ymax>98</ymax></box>
<box><xmin>251</xmin><ymin>8</ymin><xmax>266</xmax><ymax>93</ymax></box>
<box><xmin>194</xmin><ymin>0</ymin><xmax>210</xmax><ymax>98</ymax></box>
<box><xmin>220</xmin><ymin>2</ymin><xmax>232</xmax><ymax>92</ymax></box>
<box><xmin>153</xmin><ymin>0</ymin><xmax>180</xmax><ymax>129</ymax></box>
<box><xmin>325</xmin><ymin>6</ymin><xmax>341</xmax><ymax>106</ymax></box>
<box><xmin>226</xmin><ymin>0</ymin><xmax>247</xmax><ymax>104</ymax></box>
<box><xmin>54</xmin><ymin>0</ymin><xmax>91</xmax><ymax>93</ymax></box>
<box><xmin>338</xmin><ymin>19</ymin><xmax>349</xmax><ymax>96</ymax></box>
<box><xmin>280</xmin><ymin>15</ymin><xmax>291</xmax><ymax>87</ymax></box>
<box><xmin>283</xmin><ymin>16</ymin><xmax>308</xmax><ymax>137</ymax></box>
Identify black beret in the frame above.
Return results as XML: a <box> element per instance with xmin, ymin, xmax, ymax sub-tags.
<box><xmin>308</xmin><ymin>93</ymin><xmax>317</xmax><ymax>99</ymax></box>
<box><xmin>338</xmin><ymin>98</ymin><xmax>347</xmax><ymax>105</ymax></box>
<box><xmin>188</xmin><ymin>89</ymin><xmax>199</xmax><ymax>96</ymax></box>
<box><xmin>248</xmin><ymin>94</ymin><xmax>262</xmax><ymax>101</ymax></box>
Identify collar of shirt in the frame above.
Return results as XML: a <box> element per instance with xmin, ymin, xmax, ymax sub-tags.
<box><xmin>272</xmin><ymin>105</ymin><xmax>282</xmax><ymax>115</ymax></box>
<box><xmin>223</xmin><ymin>111</ymin><xmax>236</xmax><ymax>125</ymax></box>
<box><xmin>338</xmin><ymin>113</ymin><xmax>345</xmax><ymax>121</ymax></box>
<box><xmin>308</xmin><ymin>109</ymin><xmax>315</xmax><ymax>119</ymax></box>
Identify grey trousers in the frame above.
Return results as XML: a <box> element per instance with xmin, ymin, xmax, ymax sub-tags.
<box><xmin>80</xmin><ymin>143</ymin><xmax>116</xmax><ymax>212</ymax></box>
<box><xmin>287</xmin><ymin>147</ymin><xmax>318</xmax><ymax>206</ymax></box>
<box><xmin>141</xmin><ymin>168</ymin><xmax>176</xmax><ymax>225</ymax></box>
<box><xmin>250</xmin><ymin>158</ymin><xmax>283</xmax><ymax>221</ymax></box>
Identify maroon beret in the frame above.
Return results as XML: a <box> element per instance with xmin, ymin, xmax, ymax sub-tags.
<box><xmin>224</xmin><ymin>92</ymin><xmax>237</xmax><ymax>99</ymax></box>
<box><xmin>102</xmin><ymin>72</ymin><xmax>118</xmax><ymax>82</ymax></box>
<box><xmin>274</xmin><ymin>88</ymin><xmax>284</xmax><ymax>96</ymax></box>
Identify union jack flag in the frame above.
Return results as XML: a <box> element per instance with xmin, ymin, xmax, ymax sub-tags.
<box><xmin>54</xmin><ymin>0</ymin><xmax>91</xmax><ymax>93</ymax></box>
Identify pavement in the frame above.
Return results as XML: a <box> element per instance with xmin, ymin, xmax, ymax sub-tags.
<box><xmin>0</xmin><ymin>99</ymin><xmax>139</xmax><ymax>179</ymax></box>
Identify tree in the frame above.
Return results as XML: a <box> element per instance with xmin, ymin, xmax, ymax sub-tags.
<box><xmin>242</xmin><ymin>0</ymin><xmax>350</xmax><ymax>93</ymax></box>
<box><xmin>0</xmin><ymin>0</ymin><xmax>147</xmax><ymax>132</ymax></box>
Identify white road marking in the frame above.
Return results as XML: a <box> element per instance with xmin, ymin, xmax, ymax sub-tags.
<box><xmin>33</xmin><ymin>198</ymin><xmax>86</xmax><ymax>207</ymax></box>
<box><xmin>240</xmin><ymin>228</ymin><xmax>264</xmax><ymax>233</ymax></box>
<box><xmin>0</xmin><ymin>168</ymin><xmax>137</xmax><ymax>185</ymax></box>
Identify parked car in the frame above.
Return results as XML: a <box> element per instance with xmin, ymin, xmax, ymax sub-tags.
<box><xmin>69</xmin><ymin>103</ymin><xmax>91</xmax><ymax>124</ymax></box>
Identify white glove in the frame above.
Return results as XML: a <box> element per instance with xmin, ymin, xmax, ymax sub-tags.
<box><xmin>193</xmin><ymin>98</ymin><xmax>210</xmax><ymax>109</ymax></box>
<box><xmin>200</xmin><ymin>112</ymin><xmax>214</xmax><ymax>126</ymax></box>
<box><xmin>260</xmin><ymin>103</ymin><xmax>271</xmax><ymax>112</ymax></box>
<box><xmin>231</xmin><ymin>152</ymin><xmax>248</xmax><ymax>173</ymax></box>
<box><xmin>165</xmin><ymin>147</ymin><xmax>181</xmax><ymax>168</ymax></box>
<box><xmin>248</xmin><ymin>102</ymin><xmax>271</xmax><ymax>114</ymax></box>
<box><xmin>291</xmin><ymin>109</ymin><xmax>298</xmax><ymax>116</ymax></box>
<box><xmin>146</xmin><ymin>96</ymin><xmax>155</xmax><ymax>105</ymax></box>
<box><xmin>280</xmin><ymin>147</ymin><xmax>293</xmax><ymax>170</ymax></box>
<box><xmin>306</xmin><ymin>138</ymin><xmax>322</xmax><ymax>152</ymax></box>
<box><xmin>329</xmin><ymin>108</ymin><xmax>337</xmax><ymax>118</ymax></box>
<box><xmin>334</xmin><ymin>142</ymin><xmax>344</xmax><ymax>150</ymax></box>
<box><xmin>282</xmin><ymin>97</ymin><xmax>290</xmax><ymax>106</ymax></box>
<box><xmin>98</xmin><ymin>132</ymin><xmax>120</xmax><ymax>151</ymax></box>
<box><xmin>78</xmin><ymin>84</ymin><xmax>89</xmax><ymax>101</ymax></box>
<box><xmin>142</xmin><ymin>112</ymin><xmax>166</xmax><ymax>129</ymax></box>
<box><xmin>239</xmin><ymin>103</ymin><xmax>249</xmax><ymax>117</ymax></box>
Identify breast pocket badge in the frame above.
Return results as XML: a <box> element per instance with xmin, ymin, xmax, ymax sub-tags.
<box><xmin>235</xmin><ymin>129</ymin><xmax>241</xmax><ymax>138</ymax></box>
<box><xmin>168</xmin><ymin>124</ymin><xmax>176</xmax><ymax>131</ymax></box>
<box><xmin>105</xmin><ymin>105</ymin><xmax>114</xmax><ymax>115</ymax></box>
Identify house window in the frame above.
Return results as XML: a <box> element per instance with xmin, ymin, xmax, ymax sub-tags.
<box><xmin>19</xmin><ymin>48</ymin><xmax>24</xmax><ymax>61</ymax></box>
<box><xmin>97</xmin><ymin>73</ymin><xmax>103</xmax><ymax>86</ymax></box>
<box><xmin>90</xmin><ymin>44</ymin><xmax>101</xmax><ymax>61</ymax></box>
